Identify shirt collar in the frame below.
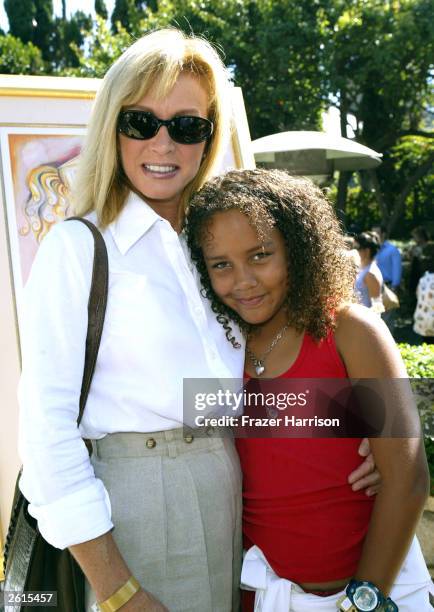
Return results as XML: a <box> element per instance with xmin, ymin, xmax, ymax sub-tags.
<box><xmin>110</xmin><ymin>192</ymin><xmax>162</xmax><ymax>255</ymax></box>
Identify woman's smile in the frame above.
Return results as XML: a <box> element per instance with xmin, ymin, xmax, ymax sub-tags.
<box><xmin>141</xmin><ymin>163</ymin><xmax>179</xmax><ymax>177</ymax></box>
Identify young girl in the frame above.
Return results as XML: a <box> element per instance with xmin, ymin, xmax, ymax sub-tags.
<box><xmin>185</xmin><ymin>168</ymin><xmax>433</xmax><ymax>612</ymax></box>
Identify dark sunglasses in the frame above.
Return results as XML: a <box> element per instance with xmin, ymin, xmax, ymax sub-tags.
<box><xmin>117</xmin><ymin>110</ymin><xmax>214</xmax><ymax>144</ymax></box>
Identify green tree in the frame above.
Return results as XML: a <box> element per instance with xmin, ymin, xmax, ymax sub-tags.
<box><xmin>323</xmin><ymin>0</ymin><xmax>434</xmax><ymax>234</ymax></box>
<box><xmin>0</xmin><ymin>34</ymin><xmax>45</xmax><ymax>74</ymax></box>
<box><xmin>136</xmin><ymin>0</ymin><xmax>158</xmax><ymax>12</ymax></box>
<box><xmin>68</xmin><ymin>16</ymin><xmax>131</xmax><ymax>77</ymax></box>
<box><xmin>33</xmin><ymin>0</ymin><xmax>54</xmax><ymax>60</ymax></box>
<box><xmin>111</xmin><ymin>0</ymin><xmax>138</xmax><ymax>32</ymax></box>
<box><xmin>95</xmin><ymin>0</ymin><xmax>109</xmax><ymax>19</ymax></box>
<box><xmin>4</xmin><ymin>0</ymin><xmax>54</xmax><ymax>61</ymax></box>
<box><xmin>51</xmin><ymin>11</ymin><xmax>93</xmax><ymax>70</ymax></box>
<box><xmin>4</xmin><ymin>0</ymin><xmax>37</xmax><ymax>43</ymax></box>
<box><xmin>226</xmin><ymin>0</ymin><xmax>324</xmax><ymax>138</ymax></box>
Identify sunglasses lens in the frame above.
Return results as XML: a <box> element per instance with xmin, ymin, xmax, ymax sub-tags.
<box><xmin>118</xmin><ymin>111</ymin><xmax>157</xmax><ymax>140</ymax></box>
<box><xmin>118</xmin><ymin>111</ymin><xmax>213</xmax><ymax>144</ymax></box>
<box><xmin>170</xmin><ymin>116</ymin><xmax>213</xmax><ymax>144</ymax></box>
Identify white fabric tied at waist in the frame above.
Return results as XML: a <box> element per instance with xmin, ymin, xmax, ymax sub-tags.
<box><xmin>240</xmin><ymin>545</ymin><xmax>344</xmax><ymax>610</ymax></box>
<box><xmin>241</xmin><ymin>545</ymin><xmax>293</xmax><ymax>611</ymax></box>
<box><xmin>240</xmin><ymin>538</ymin><xmax>433</xmax><ymax>612</ymax></box>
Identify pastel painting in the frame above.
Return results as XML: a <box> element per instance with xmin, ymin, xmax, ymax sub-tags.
<box><xmin>8</xmin><ymin>133</ymin><xmax>83</xmax><ymax>285</ymax></box>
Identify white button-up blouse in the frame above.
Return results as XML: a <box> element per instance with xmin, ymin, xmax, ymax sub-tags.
<box><xmin>18</xmin><ymin>192</ymin><xmax>245</xmax><ymax>549</ymax></box>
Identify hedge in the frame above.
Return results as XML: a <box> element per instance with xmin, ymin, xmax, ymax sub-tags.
<box><xmin>398</xmin><ymin>343</ymin><xmax>434</xmax><ymax>494</ymax></box>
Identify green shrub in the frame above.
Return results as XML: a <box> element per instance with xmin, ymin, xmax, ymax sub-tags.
<box><xmin>399</xmin><ymin>343</ymin><xmax>434</xmax><ymax>378</ymax></box>
<box><xmin>399</xmin><ymin>343</ymin><xmax>434</xmax><ymax>494</ymax></box>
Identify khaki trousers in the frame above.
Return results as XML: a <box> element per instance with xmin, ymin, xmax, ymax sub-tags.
<box><xmin>85</xmin><ymin>428</ymin><xmax>242</xmax><ymax>612</ymax></box>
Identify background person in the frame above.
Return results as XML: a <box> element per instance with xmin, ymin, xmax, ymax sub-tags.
<box><xmin>371</xmin><ymin>224</ymin><xmax>402</xmax><ymax>335</ymax></box>
<box><xmin>354</xmin><ymin>231</ymin><xmax>384</xmax><ymax>313</ymax></box>
<box><xmin>186</xmin><ymin>168</ymin><xmax>432</xmax><ymax>612</ymax></box>
<box><xmin>409</xmin><ymin>226</ymin><xmax>430</xmax><ymax>297</ymax></box>
<box><xmin>371</xmin><ymin>225</ymin><xmax>402</xmax><ymax>293</ymax></box>
<box><xmin>413</xmin><ymin>271</ymin><xmax>434</xmax><ymax>344</ymax></box>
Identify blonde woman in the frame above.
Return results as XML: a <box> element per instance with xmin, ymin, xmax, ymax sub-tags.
<box><xmin>18</xmin><ymin>29</ymin><xmax>242</xmax><ymax>612</ymax></box>
<box><xmin>18</xmin><ymin>29</ymin><xmax>378</xmax><ymax>612</ymax></box>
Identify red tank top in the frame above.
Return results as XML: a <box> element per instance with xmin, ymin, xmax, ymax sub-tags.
<box><xmin>236</xmin><ymin>332</ymin><xmax>375</xmax><ymax>583</ymax></box>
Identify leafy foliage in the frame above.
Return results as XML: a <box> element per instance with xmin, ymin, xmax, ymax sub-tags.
<box><xmin>399</xmin><ymin>343</ymin><xmax>434</xmax><ymax>379</ymax></box>
<box><xmin>4</xmin><ymin>0</ymin><xmax>54</xmax><ymax>61</ymax></box>
<box><xmin>4</xmin><ymin>0</ymin><xmax>38</xmax><ymax>44</ymax></box>
<box><xmin>66</xmin><ymin>16</ymin><xmax>131</xmax><ymax>78</ymax></box>
<box><xmin>399</xmin><ymin>343</ymin><xmax>434</xmax><ymax>493</ymax></box>
<box><xmin>0</xmin><ymin>34</ymin><xmax>44</xmax><ymax>74</ymax></box>
<box><xmin>3</xmin><ymin>0</ymin><xmax>93</xmax><ymax>71</ymax></box>
<box><xmin>50</xmin><ymin>12</ymin><xmax>93</xmax><ymax>71</ymax></box>
<box><xmin>111</xmin><ymin>0</ymin><xmax>137</xmax><ymax>32</ymax></box>
<box><xmin>389</xmin><ymin>137</ymin><xmax>434</xmax><ymax>232</ymax></box>
<box><xmin>95</xmin><ymin>0</ymin><xmax>108</xmax><ymax>20</ymax></box>
<box><xmin>321</xmin><ymin>0</ymin><xmax>434</xmax><ymax>234</ymax></box>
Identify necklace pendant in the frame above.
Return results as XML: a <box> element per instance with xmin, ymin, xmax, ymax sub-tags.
<box><xmin>255</xmin><ymin>363</ymin><xmax>265</xmax><ymax>376</ymax></box>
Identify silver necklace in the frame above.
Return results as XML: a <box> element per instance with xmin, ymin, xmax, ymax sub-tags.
<box><xmin>246</xmin><ymin>323</ymin><xmax>290</xmax><ymax>376</ymax></box>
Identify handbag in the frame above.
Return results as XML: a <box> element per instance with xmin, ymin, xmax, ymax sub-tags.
<box><xmin>382</xmin><ymin>283</ymin><xmax>400</xmax><ymax>311</ymax></box>
<box><xmin>3</xmin><ymin>217</ymin><xmax>108</xmax><ymax>612</ymax></box>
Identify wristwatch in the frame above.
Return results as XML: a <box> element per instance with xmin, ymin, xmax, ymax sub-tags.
<box><xmin>337</xmin><ymin>579</ymin><xmax>398</xmax><ymax>611</ymax></box>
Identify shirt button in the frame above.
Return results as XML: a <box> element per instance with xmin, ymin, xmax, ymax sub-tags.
<box><xmin>146</xmin><ymin>438</ymin><xmax>156</xmax><ymax>449</ymax></box>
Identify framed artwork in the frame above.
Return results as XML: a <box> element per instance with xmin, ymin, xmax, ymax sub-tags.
<box><xmin>0</xmin><ymin>75</ymin><xmax>255</xmax><ymax>557</ymax></box>
<box><xmin>1</xmin><ymin>128</ymin><xmax>84</xmax><ymax>304</ymax></box>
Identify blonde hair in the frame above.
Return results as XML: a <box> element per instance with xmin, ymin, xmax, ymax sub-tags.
<box><xmin>73</xmin><ymin>28</ymin><xmax>232</xmax><ymax>227</ymax></box>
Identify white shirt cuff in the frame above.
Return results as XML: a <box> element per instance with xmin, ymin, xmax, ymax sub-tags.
<box><xmin>26</xmin><ymin>478</ymin><xmax>113</xmax><ymax>549</ymax></box>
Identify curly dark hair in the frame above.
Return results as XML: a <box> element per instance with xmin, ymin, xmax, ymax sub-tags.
<box><xmin>185</xmin><ymin>168</ymin><xmax>356</xmax><ymax>345</ymax></box>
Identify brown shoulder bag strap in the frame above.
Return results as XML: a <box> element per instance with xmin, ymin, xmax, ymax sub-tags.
<box><xmin>66</xmin><ymin>217</ymin><xmax>108</xmax><ymax>425</ymax></box>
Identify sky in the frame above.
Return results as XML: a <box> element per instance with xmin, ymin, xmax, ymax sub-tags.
<box><xmin>0</xmin><ymin>0</ymin><xmax>116</xmax><ymax>33</ymax></box>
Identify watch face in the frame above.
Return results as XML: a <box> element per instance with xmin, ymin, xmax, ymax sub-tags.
<box><xmin>353</xmin><ymin>585</ymin><xmax>379</xmax><ymax>611</ymax></box>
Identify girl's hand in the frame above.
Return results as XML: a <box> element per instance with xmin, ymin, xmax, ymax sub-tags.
<box><xmin>348</xmin><ymin>437</ymin><xmax>381</xmax><ymax>496</ymax></box>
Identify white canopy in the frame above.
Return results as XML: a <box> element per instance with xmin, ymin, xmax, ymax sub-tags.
<box><xmin>252</xmin><ymin>131</ymin><xmax>382</xmax><ymax>174</ymax></box>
